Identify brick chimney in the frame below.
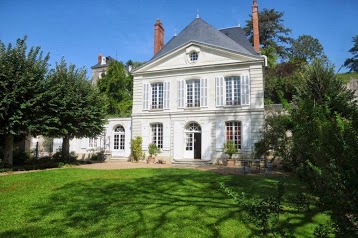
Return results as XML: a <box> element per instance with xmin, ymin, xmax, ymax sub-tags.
<box><xmin>252</xmin><ymin>0</ymin><xmax>260</xmax><ymax>53</ymax></box>
<box><xmin>154</xmin><ymin>19</ymin><xmax>164</xmax><ymax>55</ymax></box>
<box><xmin>98</xmin><ymin>53</ymin><xmax>102</xmax><ymax>64</ymax></box>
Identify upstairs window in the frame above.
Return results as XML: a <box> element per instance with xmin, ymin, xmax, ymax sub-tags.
<box><xmin>225</xmin><ymin>76</ymin><xmax>241</xmax><ymax>105</ymax></box>
<box><xmin>189</xmin><ymin>51</ymin><xmax>199</xmax><ymax>62</ymax></box>
<box><xmin>151</xmin><ymin>82</ymin><xmax>163</xmax><ymax>109</ymax></box>
<box><xmin>216</xmin><ymin>75</ymin><xmax>250</xmax><ymax>107</ymax></box>
<box><xmin>186</xmin><ymin>80</ymin><xmax>200</xmax><ymax>107</ymax></box>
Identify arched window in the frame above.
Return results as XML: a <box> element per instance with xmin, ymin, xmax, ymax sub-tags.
<box><xmin>113</xmin><ymin>125</ymin><xmax>125</xmax><ymax>150</ymax></box>
<box><xmin>225</xmin><ymin>121</ymin><xmax>241</xmax><ymax>149</ymax></box>
<box><xmin>185</xmin><ymin>122</ymin><xmax>201</xmax><ymax>132</ymax></box>
<box><xmin>151</xmin><ymin>123</ymin><xmax>163</xmax><ymax>149</ymax></box>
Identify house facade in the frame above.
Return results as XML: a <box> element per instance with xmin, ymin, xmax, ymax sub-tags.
<box><xmin>53</xmin><ymin>1</ymin><xmax>265</xmax><ymax>163</ymax></box>
<box><xmin>131</xmin><ymin>16</ymin><xmax>264</xmax><ymax>163</ymax></box>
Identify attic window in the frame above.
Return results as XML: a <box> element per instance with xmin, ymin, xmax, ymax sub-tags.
<box><xmin>189</xmin><ymin>51</ymin><xmax>199</xmax><ymax>62</ymax></box>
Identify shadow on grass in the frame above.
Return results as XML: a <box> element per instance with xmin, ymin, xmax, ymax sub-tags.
<box><xmin>0</xmin><ymin>169</ymin><xmax>326</xmax><ymax>238</ymax></box>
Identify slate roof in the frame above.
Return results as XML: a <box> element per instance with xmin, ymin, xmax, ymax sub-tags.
<box><xmin>219</xmin><ymin>27</ymin><xmax>258</xmax><ymax>55</ymax></box>
<box><xmin>91</xmin><ymin>56</ymin><xmax>117</xmax><ymax>69</ymax></box>
<box><xmin>150</xmin><ymin>17</ymin><xmax>259</xmax><ymax>62</ymax></box>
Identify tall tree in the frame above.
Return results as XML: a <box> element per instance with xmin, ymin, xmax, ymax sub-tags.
<box><xmin>35</xmin><ymin>59</ymin><xmax>106</xmax><ymax>161</ymax></box>
<box><xmin>0</xmin><ymin>36</ymin><xmax>49</xmax><ymax>166</ymax></box>
<box><xmin>244</xmin><ymin>8</ymin><xmax>292</xmax><ymax>59</ymax></box>
<box><xmin>291</xmin><ymin>60</ymin><xmax>358</xmax><ymax>236</ymax></box>
<box><xmin>289</xmin><ymin>34</ymin><xmax>325</xmax><ymax>63</ymax></box>
<box><xmin>98</xmin><ymin>61</ymin><xmax>133</xmax><ymax>117</ymax></box>
<box><xmin>344</xmin><ymin>35</ymin><xmax>358</xmax><ymax>72</ymax></box>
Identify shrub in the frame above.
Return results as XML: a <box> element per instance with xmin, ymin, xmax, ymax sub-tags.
<box><xmin>148</xmin><ymin>143</ymin><xmax>160</xmax><ymax>157</ymax></box>
<box><xmin>223</xmin><ymin>140</ymin><xmax>238</xmax><ymax>159</ymax></box>
<box><xmin>130</xmin><ymin>136</ymin><xmax>143</xmax><ymax>162</ymax></box>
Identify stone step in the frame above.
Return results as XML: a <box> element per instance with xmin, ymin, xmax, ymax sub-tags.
<box><xmin>172</xmin><ymin>159</ymin><xmax>211</xmax><ymax>165</ymax></box>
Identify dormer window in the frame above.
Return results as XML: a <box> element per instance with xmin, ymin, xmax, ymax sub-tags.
<box><xmin>189</xmin><ymin>51</ymin><xmax>199</xmax><ymax>62</ymax></box>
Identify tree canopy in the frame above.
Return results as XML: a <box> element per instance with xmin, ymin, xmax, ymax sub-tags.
<box><xmin>344</xmin><ymin>35</ymin><xmax>358</xmax><ymax>72</ymax></box>
<box><xmin>38</xmin><ymin>59</ymin><xmax>106</xmax><ymax>161</ymax></box>
<box><xmin>0</xmin><ymin>36</ymin><xmax>49</xmax><ymax>166</ymax></box>
<box><xmin>97</xmin><ymin>61</ymin><xmax>133</xmax><ymax>117</ymax></box>
<box><xmin>244</xmin><ymin>8</ymin><xmax>292</xmax><ymax>59</ymax></box>
<box><xmin>256</xmin><ymin>59</ymin><xmax>358</xmax><ymax>236</ymax></box>
<box><xmin>289</xmin><ymin>34</ymin><xmax>325</xmax><ymax>63</ymax></box>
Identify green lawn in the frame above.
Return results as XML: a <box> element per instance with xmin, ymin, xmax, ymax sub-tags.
<box><xmin>0</xmin><ymin>168</ymin><xmax>329</xmax><ymax>237</ymax></box>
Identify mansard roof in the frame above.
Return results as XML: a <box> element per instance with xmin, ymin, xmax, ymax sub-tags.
<box><xmin>150</xmin><ymin>17</ymin><xmax>259</xmax><ymax>62</ymax></box>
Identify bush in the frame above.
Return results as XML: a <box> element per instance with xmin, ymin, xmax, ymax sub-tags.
<box><xmin>223</xmin><ymin>140</ymin><xmax>238</xmax><ymax>159</ymax></box>
<box><xmin>130</xmin><ymin>136</ymin><xmax>143</xmax><ymax>162</ymax></box>
<box><xmin>148</xmin><ymin>143</ymin><xmax>160</xmax><ymax>157</ymax></box>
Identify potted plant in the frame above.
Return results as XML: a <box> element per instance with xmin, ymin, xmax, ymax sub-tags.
<box><xmin>147</xmin><ymin>143</ymin><xmax>160</xmax><ymax>164</ymax></box>
<box><xmin>223</xmin><ymin>140</ymin><xmax>238</xmax><ymax>167</ymax></box>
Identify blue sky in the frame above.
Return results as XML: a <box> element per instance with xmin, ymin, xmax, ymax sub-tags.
<box><xmin>1</xmin><ymin>0</ymin><xmax>357</xmax><ymax>75</ymax></box>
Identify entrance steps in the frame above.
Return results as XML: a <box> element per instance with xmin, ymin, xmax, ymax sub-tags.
<box><xmin>172</xmin><ymin>159</ymin><xmax>211</xmax><ymax>166</ymax></box>
<box><xmin>108</xmin><ymin>156</ymin><xmax>128</xmax><ymax>161</ymax></box>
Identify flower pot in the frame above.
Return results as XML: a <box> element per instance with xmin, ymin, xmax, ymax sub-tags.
<box><xmin>226</xmin><ymin>159</ymin><xmax>235</xmax><ymax>167</ymax></box>
<box><xmin>147</xmin><ymin>156</ymin><xmax>155</xmax><ymax>164</ymax></box>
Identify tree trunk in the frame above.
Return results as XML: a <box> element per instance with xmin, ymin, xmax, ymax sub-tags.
<box><xmin>4</xmin><ymin>134</ymin><xmax>14</xmax><ymax>167</ymax></box>
<box><xmin>62</xmin><ymin>136</ymin><xmax>70</xmax><ymax>162</ymax></box>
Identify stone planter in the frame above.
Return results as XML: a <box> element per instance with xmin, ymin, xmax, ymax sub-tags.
<box><xmin>147</xmin><ymin>156</ymin><xmax>155</xmax><ymax>164</ymax></box>
<box><xmin>226</xmin><ymin>159</ymin><xmax>235</xmax><ymax>167</ymax></box>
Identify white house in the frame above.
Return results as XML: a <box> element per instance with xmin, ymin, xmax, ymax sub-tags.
<box><xmin>59</xmin><ymin>1</ymin><xmax>265</xmax><ymax>164</ymax></box>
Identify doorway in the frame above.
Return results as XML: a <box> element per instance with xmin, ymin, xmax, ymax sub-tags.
<box><xmin>184</xmin><ymin>122</ymin><xmax>201</xmax><ymax>159</ymax></box>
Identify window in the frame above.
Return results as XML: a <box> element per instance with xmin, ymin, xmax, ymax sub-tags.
<box><xmin>186</xmin><ymin>80</ymin><xmax>200</xmax><ymax>107</ymax></box>
<box><xmin>151</xmin><ymin>83</ymin><xmax>163</xmax><ymax>109</ymax></box>
<box><xmin>143</xmin><ymin>82</ymin><xmax>170</xmax><ymax>110</ymax></box>
<box><xmin>114</xmin><ymin>125</ymin><xmax>125</xmax><ymax>150</ymax></box>
<box><xmin>88</xmin><ymin>138</ymin><xmax>97</xmax><ymax>148</ymax></box>
<box><xmin>151</xmin><ymin>123</ymin><xmax>163</xmax><ymax>149</ymax></box>
<box><xmin>225</xmin><ymin>121</ymin><xmax>241</xmax><ymax>149</ymax></box>
<box><xmin>216</xmin><ymin>76</ymin><xmax>250</xmax><ymax>107</ymax></box>
<box><xmin>189</xmin><ymin>51</ymin><xmax>198</xmax><ymax>62</ymax></box>
<box><xmin>225</xmin><ymin>76</ymin><xmax>241</xmax><ymax>105</ymax></box>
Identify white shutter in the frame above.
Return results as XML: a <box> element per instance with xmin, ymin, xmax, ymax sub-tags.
<box><xmin>142</xmin><ymin>83</ymin><xmax>149</xmax><ymax>110</ymax></box>
<box><xmin>173</xmin><ymin>122</ymin><xmax>183</xmax><ymax>159</ymax></box>
<box><xmin>201</xmin><ymin>122</ymin><xmax>212</xmax><ymax>160</ymax></box>
<box><xmin>177</xmin><ymin>80</ymin><xmax>184</xmax><ymax>108</ymax></box>
<box><xmin>242</xmin><ymin>119</ymin><xmax>252</xmax><ymax>152</ymax></box>
<box><xmin>200</xmin><ymin>78</ymin><xmax>208</xmax><ymax>107</ymax></box>
<box><xmin>216</xmin><ymin>76</ymin><xmax>224</xmax><ymax>107</ymax></box>
<box><xmin>163</xmin><ymin>122</ymin><xmax>170</xmax><ymax>150</ymax></box>
<box><xmin>215</xmin><ymin>121</ymin><xmax>225</xmax><ymax>151</ymax></box>
<box><xmin>163</xmin><ymin>81</ymin><xmax>170</xmax><ymax>109</ymax></box>
<box><xmin>241</xmin><ymin>75</ymin><xmax>250</xmax><ymax>105</ymax></box>
<box><xmin>142</xmin><ymin>124</ymin><xmax>150</xmax><ymax>150</ymax></box>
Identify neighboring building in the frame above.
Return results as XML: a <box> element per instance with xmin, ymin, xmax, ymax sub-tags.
<box><xmin>59</xmin><ymin>0</ymin><xmax>265</xmax><ymax>163</ymax></box>
<box><xmin>91</xmin><ymin>54</ymin><xmax>117</xmax><ymax>85</ymax></box>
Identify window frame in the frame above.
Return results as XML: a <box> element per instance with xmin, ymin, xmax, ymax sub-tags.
<box><xmin>151</xmin><ymin>123</ymin><xmax>163</xmax><ymax>149</ymax></box>
<box><xmin>186</xmin><ymin>79</ymin><xmax>200</xmax><ymax>108</ymax></box>
<box><xmin>151</xmin><ymin>82</ymin><xmax>164</xmax><ymax>109</ymax></box>
<box><xmin>225</xmin><ymin>121</ymin><xmax>242</xmax><ymax>150</ymax></box>
<box><xmin>113</xmin><ymin>125</ymin><xmax>125</xmax><ymax>150</ymax></box>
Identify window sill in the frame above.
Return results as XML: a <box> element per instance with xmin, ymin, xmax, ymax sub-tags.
<box><xmin>149</xmin><ymin>108</ymin><xmax>164</xmax><ymax>112</ymax></box>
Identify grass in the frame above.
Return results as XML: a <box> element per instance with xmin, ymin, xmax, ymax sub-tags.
<box><xmin>0</xmin><ymin>168</ymin><xmax>330</xmax><ymax>237</ymax></box>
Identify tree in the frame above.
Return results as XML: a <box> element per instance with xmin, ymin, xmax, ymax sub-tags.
<box><xmin>256</xmin><ymin>59</ymin><xmax>358</xmax><ymax>236</ymax></box>
<box><xmin>344</xmin><ymin>35</ymin><xmax>358</xmax><ymax>72</ymax></box>
<box><xmin>0</xmin><ymin>36</ymin><xmax>49</xmax><ymax>166</ymax></box>
<box><xmin>244</xmin><ymin>8</ymin><xmax>292</xmax><ymax>59</ymax></box>
<box><xmin>289</xmin><ymin>35</ymin><xmax>325</xmax><ymax>63</ymax></box>
<box><xmin>35</xmin><ymin>59</ymin><xmax>106</xmax><ymax>161</ymax></box>
<box><xmin>291</xmin><ymin>60</ymin><xmax>358</xmax><ymax>236</ymax></box>
<box><xmin>98</xmin><ymin>61</ymin><xmax>133</xmax><ymax>117</ymax></box>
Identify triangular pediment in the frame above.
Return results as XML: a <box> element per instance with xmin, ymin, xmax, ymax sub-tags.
<box><xmin>134</xmin><ymin>42</ymin><xmax>262</xmax><ymax>74</ymax></box>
